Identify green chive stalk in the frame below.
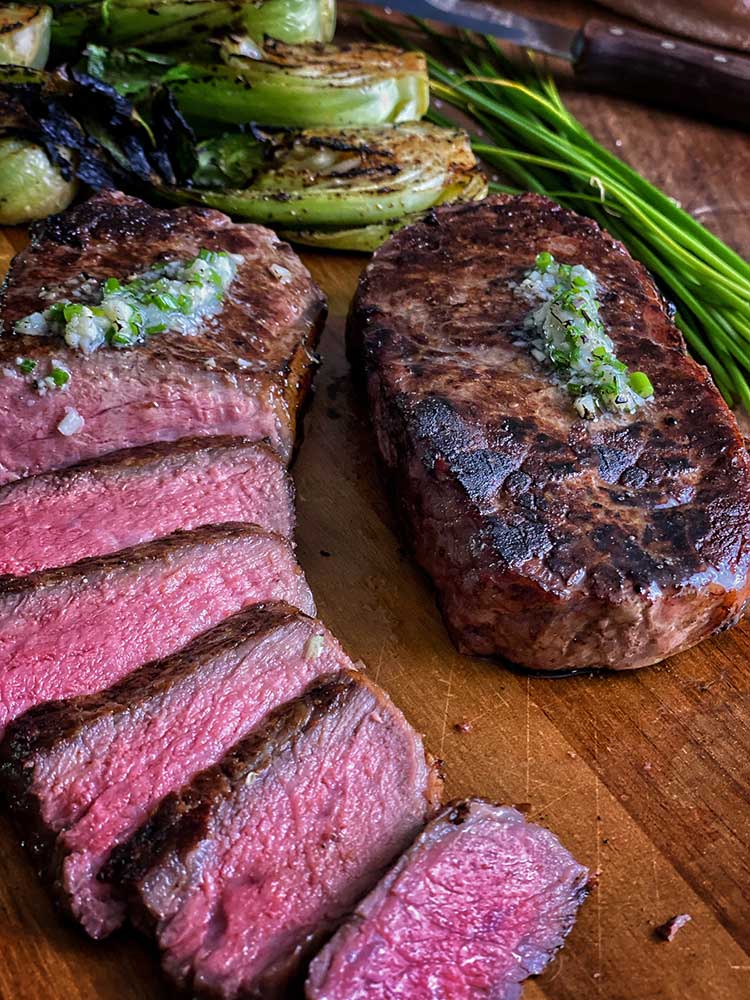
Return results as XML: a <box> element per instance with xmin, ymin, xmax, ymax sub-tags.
<box><xmin>365</xmin><ymin>14</ymin><xmax>750</xmax><ymax>410</ymax></box>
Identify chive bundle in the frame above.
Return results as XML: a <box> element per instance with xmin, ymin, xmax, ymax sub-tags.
<box><xmin>365</xmin><ymin>14</ymin><xmax>750</xmax><ymax>411</ymax></box>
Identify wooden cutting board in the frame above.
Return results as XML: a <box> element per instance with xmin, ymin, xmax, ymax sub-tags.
<box><xmin>2</xmin><ymin>3</ymin><xmax>750</xmax><ymax>997</ymax></box>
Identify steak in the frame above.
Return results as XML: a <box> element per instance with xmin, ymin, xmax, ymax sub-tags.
<box><xmin>306</xmin><ymin>798</ymin><xmax>589</xmax><ymax>1000</ymax></box>
<box><xmin>0</xmin><ymin>190</ymin><xmax>326</xmax><ymax>483</ymax></box>
<box><xmin>348</xmin><ymin>194</ymin><xmax>750</xmax><ymax>671</ymax></box>
<box><xmin>105</xmin><ymin>672</ymin><xmax>442</xmax><ymax>999</ymax></box>
<box><xmin>0</xmin><ymin>603</ymin><xmax>352</xmax><ymax>939</ymax></box>
<box><xmin>0</xmin><ymin>523</ymin><xmax>314</xmax><ymax>736</ymax></box>
<box><xmin>0</xmin><ymin>436</ymin><xmax>294</xmax><ymax>575</ymax></box>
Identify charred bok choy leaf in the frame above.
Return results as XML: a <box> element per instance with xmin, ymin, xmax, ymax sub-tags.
<box><xmin>0</xmin><ymin>4</ymin><xmax>51</xmax><ymax>66</ymax></box>
<box><xmin>177</xmin><ymin>123</ymin><xmax>487</xmax><ymax>250</ymax></box>
<box><xmin>86</xmin><ymin>38</ymin><xmax>429</xmax><ymax>128</ymax></box>
<box><xmin>0</xmin><ymin>65</ymin><xmax>486</xmax><ymax>249</ymax></box>
<box><xmin>0</xmin><ymin>64</ymin><xmax>189</xmax><ymax>195</ymax></box>
<box><xmin>47</xmin><ymin>0</ymin><xmax>335</xmax><ymax>50</ymax></box>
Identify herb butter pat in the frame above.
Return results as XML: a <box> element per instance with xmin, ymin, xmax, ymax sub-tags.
<box><xmin>13</xmin><ymin>249</ymin><xmax>243</xmax><ymax>354</ymax></box>
<box><xmin>57</xmin><ymin>407</ymin><xmax>84</xmax><ymax>437</ymax></box>
<box><xmin>515</xmin><ymin>253</ymin><xmax>654</xmax><ymax>419</ymax></box>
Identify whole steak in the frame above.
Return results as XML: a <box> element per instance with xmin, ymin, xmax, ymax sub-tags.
<box><xmin>0</xmin><ymin>190</ymin><xmax>326</xmax><ymax>482</ymax></box>
<box><xmin>348</xmin><ymin>194</ymin><xmax>750</xmax><ymax>671</ymax></box>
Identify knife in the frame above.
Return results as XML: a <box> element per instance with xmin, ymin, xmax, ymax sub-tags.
<box><xmin>371</xmin><ymin>0</ymin><xmax>750</xmax><ymax>128</ymax></box>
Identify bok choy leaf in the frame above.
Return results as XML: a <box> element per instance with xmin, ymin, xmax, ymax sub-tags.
<box><xmin>84</xmin><ymin>39</ymin><xmax>429</xmax><ymax>128</ymax></box>
<box><xmin>177</xmin><ymin>122</ymin><xmax>487</xmax><ymax>238</ymax></box>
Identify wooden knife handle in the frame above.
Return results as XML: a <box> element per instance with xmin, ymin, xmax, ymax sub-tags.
<box><xmin>573</xmin><ymin>18</ymin><xmax>750</xmax><ymax>127</ymax></box>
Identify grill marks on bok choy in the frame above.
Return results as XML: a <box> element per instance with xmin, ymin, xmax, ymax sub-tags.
<box><xmin>49</xmin><ymin>0</ymin><xmax>335</xmax><ymax>50</ymax></box>
<box><xmin>180</xmin><ymin>124</ymin><xmax>486</xmax><ymax>249</ymax></box>
<box><xmin>0</xmin><ymin>4</ymin><xmax>52</xmax><ymax>67</ymax></box>
<box><xmin>85</xmin><ymin>37</ymin><xmax>429</xmax><ymax>128</ymax></box>
<box><xmin>0</xmin><ymin>65</ymin><xmax>485</xmax><ymax>247</ymax></box>
<box><xmin>1</xmin><ymin>0</ymin><xmax>488</xmax><ymax>245</ymax></box>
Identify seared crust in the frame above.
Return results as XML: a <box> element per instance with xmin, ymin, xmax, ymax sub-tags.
<box><xmin>0</xmin><ymin>435</ymin><xmax>285</xmax><ymax>500</ymax></box>
<box><xmin>349</xmin><ymin>194</ymin><xmax>750</xmax><ymax>670</ymax></box>
<box><xmin>103</xmin><ymin>673</ymin><xmax>360</xmax><ymax>900</ymax></box>
<box><xmin>0</xmin><ymin>521</ymin><xmax>292</xmax><ymax>597</ymax></box>
<box><xmin>0</xmin><ymin>602</ymin><xmax>310</xmax><ymax>891</ymax></box>
<box><xmin>104</xmin><ymin>670</ymin><xmax>443</xmax><ymax>901</ymax></box>
<box><xmin>0</xmin><ymin>191</ymin><xmax>327</xmax><ymax>471</ymax></box>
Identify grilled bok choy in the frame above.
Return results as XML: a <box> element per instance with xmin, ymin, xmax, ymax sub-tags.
<box><xmin>178</xmin><ymin>123</ymin><xmax>487</xmax><ymax>249</ymax></box>
<box><xmin>0</xmin><ymin>136</ymin><xmax>77</xmax><ymax>222</ymax></box>
<box><xmin>0</xmin><ymin>4</ymin><xmax>51</xmax><ymax>66</ymax></box>
<box><xmin>86</xmin><ymin>38</ymin><xmax>429</xmax><ymax>128</ymax></box>
<box><xmin>48</xmin><ymin>0</ymin><xmax>335</xmax><ymax>49</ymax></box>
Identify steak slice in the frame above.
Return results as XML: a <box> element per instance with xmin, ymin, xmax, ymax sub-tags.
<box><xmin>0</xmin><ymin>523</ymin><xmax>314</xmax><ymax>737</ymax></box>
<box><xmin>0</xmin><ymin>436</ymin><xmax>294</xmax><ymax>575</ymax></box>
<box><xmin>306</xmin><ymin>798</ymin><xmax>589</xmax><ymax>1000</ymax></box>
<box><xmin>349</xmin><ymin>194</ymin><xmax>750</xmax><ymax>671</ymax></box>
<box><xmin>0</xmin><ymin>190</ymin><xmax>326</xmax><ymax>483</ymax></box>
<box><xmin>105</xmin><ymin>672</ymin><xmax>442</xmax><ymax>1000</ymax></box>
<box><xmin>0</xmin><ymin>603</ymin><xmax>352</xmax><ymax>939</ymax></box>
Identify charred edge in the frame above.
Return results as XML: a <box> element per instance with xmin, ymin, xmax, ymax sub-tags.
<box><xmin>0</xmin><ymin>436</ymin><xmax>283</xmax><ymax>498</ymax></box>
<box><xmin>0</xmin><ymin>522</ymin><xmax>286</xmax><ymax>596</ymax></box>
<box><xmin>0</xmin><ymin>602</ymin><xmax>310</xmax><ymax>757</ymax></box>
<box><xmin>102</xmin><ymin>672</ymin><xmax>361</xmax><ymax>893</ymax></box>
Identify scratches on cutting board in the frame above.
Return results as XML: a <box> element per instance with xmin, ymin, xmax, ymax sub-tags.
<box><xmin>594</xmin><ymin>725</ymin><xmax>604</xmax><ymax>993</ymax></box>
<box><xmin>371</xmin><ymin>639</ymin><xmax>386</xmax><ymax>684</ymax></box>
<box><xmin>438</xmin><ymin>667</ymin><xmax>454</xmax><ymax>758</ymax></box>
<box><xmin>525</xmin><ymin>677</ymin><xmax>532</xmax><ymax>801</ymax></box>
<box><xmin>533</xmin><ymin>783</ymin><xmax>587</xmax><ymax>819</ymax></box>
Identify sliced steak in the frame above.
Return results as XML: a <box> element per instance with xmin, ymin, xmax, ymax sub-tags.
<box><xmin>0</xmin><ymin>523</ymin><xmax>314</xmax><ymax>736</ymax></box>
<box><xmin>349</xmin><ymin>194</ymin><xmax>750</xmax><ymax>671</ymax></box>
<box><xmin>0</xmin><ymin>603</ymin><xmax>352</xmax><ymax>939</ymax></box>
<box><xmin>0</xmin><ymin>436</ymin><xmax>294</xmax><ymax>575</ymax></box>
<box><xmin>0</xmin><ymin>190</ymin><xmax>326</xmax><ymax>483</ymax></box>
<box><xmin>306</xmin><ymin>798</ymin><xmax>589</xmax><ymax>1000</ymax></box>
<box><xmin>105</xmin><ymin>672</ymin><xmax>442</xmax><ymax>999</ymax></box>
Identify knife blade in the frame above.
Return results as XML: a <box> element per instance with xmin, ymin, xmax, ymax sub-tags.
<box><xmin>374</xmin><ymin>0</ymin><xmax>579</xmax><ymax>61</ymax></box>
<box><xmin>370</xmin><ymin>0</ymin><xmax>750</xmax><ymax>128</ymax></box>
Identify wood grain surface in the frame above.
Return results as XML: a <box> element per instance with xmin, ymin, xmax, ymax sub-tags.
<box><xmin>2</xmin><ymin>3</ymin><xmax>750</xmax><ymax>998</ymax></box>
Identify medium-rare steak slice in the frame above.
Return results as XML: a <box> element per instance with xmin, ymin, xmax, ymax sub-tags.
<box><xmin>0</xmin><ymin>523</ymin><xmax>314</xmax><ymax>737</ymax></box>
<box><xmin>0</xmin><ymin>436</ymin><xmax>294</xmax><ymax>575</ymax></box>
<box><xmin>349</xmin><ymin>194</ymin><xmax>750</xmax><ymax>671</ymax></box>
<box><xmin>105</xmin><ymin>672</ymin><xmax>442</xmax><ymax>1000</ymax></box>
<box><xmin>306</xmin><ymin>798</ymin><xmax>589</xmax><ymax>1000</ymax></box>
<box><xmin>0</xmin><ymin>190</ymin><xmax>326</xmax><ymax>483</ymax></box>
<box><xmin>0</xmin><ymin>603</ymin><xmax>352</xmax><ymax>939</ymax></box>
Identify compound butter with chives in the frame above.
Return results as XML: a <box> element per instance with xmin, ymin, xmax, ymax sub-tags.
<box><xmin>515</xmin><ymin>252</ymin><xmax>654</xmax><ymax>419</ymax></box>
<box><xmin>13</xmin><ymin>248</ymin><xmax>243</xmax><ymax>356</ymax></box>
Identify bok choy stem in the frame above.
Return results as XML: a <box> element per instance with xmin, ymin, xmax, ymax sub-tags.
<box><xmin>86</xmin><ymin>38</ymin><xmax>429</xmax><ymax>128</ymax></box>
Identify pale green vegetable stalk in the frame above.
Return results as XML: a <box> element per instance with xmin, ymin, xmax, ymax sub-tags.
<box><xmin>174</xmin><ymin>123</ymin><xmax>487</xmax><ymax>249</ymax></box>
<box><xmin>0</xmin><ymin>5</ymin><xmax>51</xmax><ymax>67</ymax></box>
<box><xmin>0</xmin><ymin>137</ymin><xmax>77</xmax><ymax>223</ymax></box>
<box><xmin>366</xmin><ymin>14</ymin><xmax>750</xmax><ymax>410</ymax></box>
<box><xmin>86</xmin><ymin>38</ymin><xmax>430</xmax><ymax>128</ymax></box>
<box><xmin>50</xmin><ymin>0</ymin><xmax>335</xmax><ymax>50</ymax></box>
